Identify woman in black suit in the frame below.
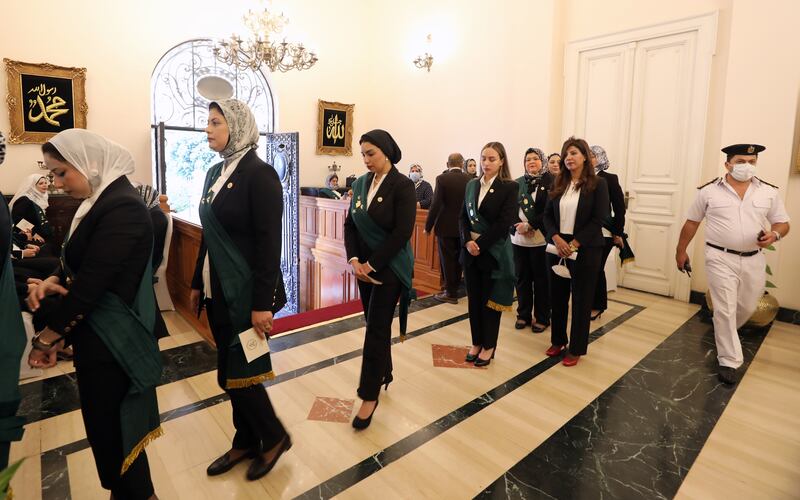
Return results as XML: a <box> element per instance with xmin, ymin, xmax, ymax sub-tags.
<box><xmin>344</xmin><ymin>129</ymin><xmax>416</xmax><ymax>429</ymax></box>
<box><xmin>27</xmin><ymin>129</ymin><xmax>160</xmax><ymax>499</ymax></box>
<box><xmin>511</xmin><ymin>147</ymin><xmax>553</xmax><ymax>333</ymax></box>
<box><xmin>543</xmin><ymin>137</ymin><xmax>609</xmax><ymax>366</ymax></box>
<box><xmin>190</xmin><ymin>99</ymin><xmax>290</xmax><ymax>481</ymax></box>
<box><xmin>462</xmin><ymin>142</ymin><xmax>518</xmax><ymax>367</ymax></box>
<box><xmin>10</xmin><ymin>174</ymin><xmax>54</xmax><ymax>255</ymax></box>
<box><xmin>589</xmin><ymin>145</ymin><xmax>626</xmax><ymax>319</ymax></box>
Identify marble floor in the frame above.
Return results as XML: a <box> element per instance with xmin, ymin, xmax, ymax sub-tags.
<box><xmin>8</xmin><ymin>289</ymin><xmax>800</xmax><ymax>500</ymax></box>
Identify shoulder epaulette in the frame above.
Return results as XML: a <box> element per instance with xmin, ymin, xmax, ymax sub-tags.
<box><xmin>756</xmin><ymin>176</ymin><xmax>779</xmax><ymax>189</ymax></box>
<box><xmin>697</xmin><ymin>177</ymin><xmax>720</xmax><ymax>189</ymax></box>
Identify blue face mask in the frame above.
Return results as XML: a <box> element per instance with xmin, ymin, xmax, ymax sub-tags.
<box><xmin>410</xmin><ymin>172</ymin><xmax>421</xmax><ymax>183</ymax></box>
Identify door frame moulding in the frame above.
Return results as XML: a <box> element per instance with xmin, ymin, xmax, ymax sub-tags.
<box><xmin>562</xmin><ymin>11</ymin><xmax>719</xmax><ymax>302</ymax></box>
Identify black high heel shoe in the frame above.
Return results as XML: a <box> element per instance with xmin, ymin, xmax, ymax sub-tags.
<box><xmin>352</xmin><ymin>400</ymin><xmax>379</xmax><ymax>430</ymax></box>
<box><xmin>382</xmin><ymin>374</ymin><xmax>393</xmax><ymax>391</ymax></box>
<box><xmin>590</xmin><ymin>310</ymin><xmax>604</xmax><ymax>321</ymax></box>
<box><xmin>474</xmin><ymin>348</ymin><xmax>495</xmax><ymax>367</ymax></box>
<box><xmin>465</xmin><ymin>348</ymin><xmax>481</xmax><ymax>363</ymax></box>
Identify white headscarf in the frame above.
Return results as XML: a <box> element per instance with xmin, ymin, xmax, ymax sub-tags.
<box><xmin>48</xmin><ymin>129</ymin><xmax>135</xmax><ymax>239</ymax></box>
<box><xmin>212</xmin><ymin>99</ymin><xmax>259</xmax><ymax>165</ymax></box>
<box><xmin>9</xmin><ymin>173</ymin><xmax>50</xmax><ymax>212</ymax></box>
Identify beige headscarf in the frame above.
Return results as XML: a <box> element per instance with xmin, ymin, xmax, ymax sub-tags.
<box><xmin>10</xmin><ymin>173</ymin><xmax>49</xmax><ymax>212</ymax></box>
<box><xmin>49</xmin><ymin>129</ymin><xmax>135</xmax><ymax>239</ymax></box>
<box><xmin>211</xmin><ymin>99</ymin><xmax>259</xmax><ymax>165</ymax></box>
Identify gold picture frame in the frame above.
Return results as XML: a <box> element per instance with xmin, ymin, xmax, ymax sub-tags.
<box><xmin>4</xmin><ymin>58</ymin><xmax>88</xmax><ymax>144</ymax></box>
<box><xmin>316</xmin><ymin>100</ymin><xmax>353</xmax><ymax>156</ymax></box>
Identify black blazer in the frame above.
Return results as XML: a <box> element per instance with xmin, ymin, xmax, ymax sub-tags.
<box><xmin>543</xmin><ymin>177</ymin><xmax>610</xmax><ymax>248</ymax></box>
<box><xmin>1</xmin><ymin>195</ymin><xmax>11</xmax><ymax>277</ymax></box>
<box><xmin>425</xmin><ymin>168</ymin><xmax>471</xmax><ymax>237</ymax></box>
<box><xmin>344</xmin><ymin>166</ymin><xmax>416</xmax><ymax>284</ymax></box>
<box><xmin>149</xmin><ymin>206</ymin><xmax>168</xmax><ymax>270</ymax></box>
<box><xmin>192</xmin><ymin>149</ymin><xmax>285</xmax><ymax>313</ymax></box>
<box><xmin>46</xmin><ymin>176</ymin><xmax>154</xmax><ymax>336</ymax></box>
<box><xmin>12</xmin><ymin>196</ymin><xmax>52</xmax><ymax>238</ymax></box>
<box><xmin>460</xmin><ymin>177</ymin><xmax>518</xmax><ymax>269</ymax></box>
<box><xmin>512</xmin><ymin>172</ymin><xmax>554</xmax><ymax>233</ymax></box>
<box><xmin>597</xmin><ymin>171</ymin><xmax>626</xmax><ymax>236</ymax></box>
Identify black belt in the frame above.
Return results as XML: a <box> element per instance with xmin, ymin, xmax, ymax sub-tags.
<box><xmin>706</xmin><ymin>243</ymin><xmax>760</xmax><ymax>257</ymax></box>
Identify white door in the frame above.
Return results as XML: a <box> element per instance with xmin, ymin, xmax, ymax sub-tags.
<box><xmin>563</xmin><ymin>14</ymin><xmax>717</xmax><ymax>300</ymax></box>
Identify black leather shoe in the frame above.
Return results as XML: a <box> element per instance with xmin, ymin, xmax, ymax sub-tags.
<box><xmin>352</xmin><ymin>400</ymin><xmax>379</xmax><ymax>430</ymax></box>
<box><xmin>474</xmin><ymin>348</ymin><xmax>495</xmax><ymax>367</ymax></box>
<box><xmin>465</xmin><ymin>350</ymin><xmax>480</xmax><ymax>362</ymax></box>
<box><xmin>718</xmin><ymin>366</ymin><xmax>737</xmax><ymax>385</ymax></box>
<box><xmin>246</xmin><ymin>436</ymin><xmax>292</xmax><ymax>481</ymax></box>
<box><xmin>514</xmin><ymin>319</ymin><xmax>530</xmax><ymax>330</ymax></box>
<box><xmin>531</xmin><ymin>322</ymin><xmax>550</xmax><ymax>333</ymax></box>
<box><xmin>207</xmin><ymin>449</ymin><xmax>256</xmax><ymax>476</ymax></box>
<box><xmin>434</xmin><ymin>292</ymin><xmax>458</xmax><ymax>304</ymax></box>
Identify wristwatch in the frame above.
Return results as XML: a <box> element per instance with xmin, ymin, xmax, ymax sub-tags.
<box><xmin>31</xmin><ymin>330</ymin><xmax>63</xmax><ymax>351</ymax></box>
<box><xmin>772</xmin><ymin>230</ymin><xmax>781</xmax><ymax>241</ymax></box>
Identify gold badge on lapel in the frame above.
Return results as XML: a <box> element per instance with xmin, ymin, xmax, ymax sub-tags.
<box><xmin>489</xmin><ymin>188</ymin><xmax>495</xmax><ymax>193</ymax></box>
<box><xmin>523</xmin><ymin>199</ymin><xmax>529</xmax><ymax>205</ymax></box>
<box><xmin>355</xmin><ymin>198</ymin><xmax>362</xmax><ymax>209</ymax></box>
<box><xmin>377</xmin><ymin>197</ymin><xmax>383</xmax><ymax>203</ymax></box>
<box><xmin>227</xmin><ymin>182</ymin><xmax>233</xmax><ymax>189</ymax></box>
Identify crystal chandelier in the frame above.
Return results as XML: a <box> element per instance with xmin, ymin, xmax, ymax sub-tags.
<box><xmin>213</xmin><ymin>6</ymin><xmax>317</xmax><ymax>73</ymax></box>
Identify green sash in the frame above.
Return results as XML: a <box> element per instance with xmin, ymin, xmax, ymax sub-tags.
<box><xmin>0</xmin><ymin>253</ymin><xmax>26</xmax><ymax>471</ymax></box>
<box><xmin>349</xmin><ymin>174</ymin><xmax>415</xmax><ymax>337</ymax></box>
<box><xmin>63</xmin><ymin>241</ymin><xmax>162</xmax><ymax>475</ymax></box>
<box><xmin>464</xmin><ymin>179</ymin><xmax>515</xmax><ymax>311</ymax></box>
<box><xmin>516</xmin><ymin>176</ymin><xmax>536</xmax><ymax>221</ymax></box>
<box><xmin>199</xmin><ymin>162</ymin><xmax>274</xmax><ymax>389</ymax></box>
<box><xmin>319</xmin><ymin>187</ymin><xmax>342</xmax><ymax>199</ymax></box>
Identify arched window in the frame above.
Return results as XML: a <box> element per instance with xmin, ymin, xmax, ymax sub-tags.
<box><xmin>151</xmin><ymin>39</ymin><xmax>276</xmax><ymax>221</ymax></box>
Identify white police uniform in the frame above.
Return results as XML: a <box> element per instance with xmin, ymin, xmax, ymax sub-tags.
<box><xmin>686</xmin><ymin>175</ymin><xmax>789</xmax><ymax>368</ymax></box>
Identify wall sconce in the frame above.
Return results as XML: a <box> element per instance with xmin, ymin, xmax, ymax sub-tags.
<box><xmin>413</xmin><ymin>34</ymin><xmax>434</xmax><ymax>72</ymax></box>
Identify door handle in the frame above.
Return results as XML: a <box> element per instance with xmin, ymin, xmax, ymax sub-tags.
<box><xmin>624</xmin><ymin>190</ymin><xmax>635</xmax><ymax>209</ymax></box>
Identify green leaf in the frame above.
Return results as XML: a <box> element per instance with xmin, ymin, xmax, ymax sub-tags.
<box><xmin>766</xmin><ymin>265</ymin><xmax>773</xmax><ymax>275</ymax></box>
<box><xmin>765</xmin><ymin>281</ymin><xmax>777</xmax><ymax>288</ymax></box>
<box><xmin>0</xmin><ymin>459</ymin><xmax>24</xmax><ymax>494</ymax></box>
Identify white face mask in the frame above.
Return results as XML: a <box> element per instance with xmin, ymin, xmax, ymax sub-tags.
<box><xmin>410</xmin><ymin>172</ymin><xmax>421</xmax><ymax>183</ymax></box>
<box><xmin>552</xmin><ymin>259</ymin><xmax>572</xmax><ymax>279</ymax></box>
<box><xmin>729</xmin><ymin>163</ymin><xmax>756</xmax><ymax>182</ymax></box>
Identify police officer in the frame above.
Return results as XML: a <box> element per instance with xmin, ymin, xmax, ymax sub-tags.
<box><xmin>675</xmin><ymin>144</ymin><xmax>790</xmax><ymax>384</ymax></box>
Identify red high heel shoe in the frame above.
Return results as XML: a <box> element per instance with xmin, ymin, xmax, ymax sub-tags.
<box><xmin>562</xmin><ymin>354</ymin><xmax>580</xmax><ymax>366</ymax></box>
<box><xmin>545</xmin><ymin>345</ymin><xmax>566</xmax><ymax>357</ymax></box>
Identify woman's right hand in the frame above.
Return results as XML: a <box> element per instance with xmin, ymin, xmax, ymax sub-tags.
<box><xmin>190</xmin><ymin>289</ymin><xmax>202</xmax><ymax>316</ymax></box>
<box><xmin>466</xmin><ymin>240</ymin><xmax>480</xmax><ymax>257</ymax></box>
<box><xmin>553</xmin><ymin>235</ymin><xmax>573</xmax><ymax>258</ymax></box>
<box><xmin>32</xmin><ymin>234</ymin><xmax>45</xmax><ymax>243</ymax></box>
<box><xmin>27</xmin><ymin>278</ymin><xmax>68</xmax><ymax>312</ymax></box>
<box><xmin>515</xmin><ymin>222</ymin><xmax>529</xmax><ymax>235</ymax></box>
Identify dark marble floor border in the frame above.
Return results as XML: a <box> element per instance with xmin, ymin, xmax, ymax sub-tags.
<box><xmin>19</xmin><ymin>296</ymin><xmax>445</xmax><ymax>424</ymax></box>
<box><xmin>476</xmin><ymin>311</ymin><xmax>770</xmax><ymax>499</ymax></box>
<box><xmin>293</xmin><ymin>303</ymin><xmax>645</xmax><ymax>499</ymax></box>
<box><xmin>38</xmin><ymin>306</ymin><xmax>471</xmax><ymax>500</ymax></box>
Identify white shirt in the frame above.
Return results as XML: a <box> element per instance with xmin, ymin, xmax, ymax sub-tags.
<box><xmin>202</xmin><ymin>156</ymin><xmax>245</xmax><ymax>299</ymax></box>
<box><xmin>686</xmin><ymin>176</ymin><xmax>790</xmax><ymax>252</ymax></box>
<box><xmin>367</xmin><ymin>171</ymin><xmax>387</xmax><ymax>208</ymax></box>
<box><xmin>471</xmin><ymin>175</ymin><xmax>497</xmax><ymax>241</ymax></box>
<box><xmin>559</xmin><ymin>182</ymin><xmax>581</xmax><ymax>235</ymax></box>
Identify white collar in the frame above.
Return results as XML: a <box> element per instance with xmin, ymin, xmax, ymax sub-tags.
<box><xmin>481</xmin><ymin>174</ymin><xmax>497</xmax><ymax>188</ymax></box>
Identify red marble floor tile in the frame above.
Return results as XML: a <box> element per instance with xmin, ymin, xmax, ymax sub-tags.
<box><xmin>431</xmin><ymin>344</ymin><xmax>487</xmax><ymax>369</ymax></box>
<box><xmin>307</xmin><ymin>396</ymin><xmax>356</xmax><ymax>423</ymax></box>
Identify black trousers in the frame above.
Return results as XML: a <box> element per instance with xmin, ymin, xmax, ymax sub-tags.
<box><xmin>592</xmin><ymin>237</ymin><xmax>615</xmax><ymax>312</ymax></box>
<box><xmin>356</xmin><ymin>278</ymin><xmax>401</xmax><ymax>401</ymax></box>
<box><xmin>206</xmin><ymin>299</ymin><xmax>287</xmax><ymax>453</ymax></box>
<box><xmin>0</xmin><ymin>441</ymin><xmax>10</xmax><ymax>472</ymax></box>
<box><xmin>548</xmin><ymin>243</ymin><xmax>603</xmax><ymax>356</ymax></box>
<box><xmin>437</xmin><ymin>236</ymin><xmax>463</xmax><ymax>296</ymax></box>
<box><xmin>73</xmin><ymin>330</ymin><xmax>154</xmax><ymax>500</ymax></box>
<box><xmin>513</xmin><ymin>244</ymin><xmax>551</xmax><ymax>325</ymax></box>
<box><xmin>464</xmin><ymin>257</ymin><xmax>502</xmax><ymax>349</ymax></box>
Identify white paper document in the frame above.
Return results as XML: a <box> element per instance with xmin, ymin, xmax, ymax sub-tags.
<box><xmin>545</xmin><ymin>243</ymin><xmax>578</xmax><ymax>261</ymax></box>
<box><xmin>238</xmin><ymin>328</ymin><xmax>270</xmax><ymax>363</ymax></box>
<box><xmin>16</xmin><ymin>219</ymin><xmax>34</xmax><ymax>232</ymax></box>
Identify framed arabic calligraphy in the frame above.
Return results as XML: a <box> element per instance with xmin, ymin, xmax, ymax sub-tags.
<box><xmin>316</xmin><ymin>100</ymin><xmax>353</xmax><ymax>156</ymax></box>
<box><xmin>4</xmin><ymin>59</ymin><xmax>88</xmax><ymax>144</ymax></box>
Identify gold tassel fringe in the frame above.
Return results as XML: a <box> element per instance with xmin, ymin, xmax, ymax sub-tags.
<box><xmin>621</xmin><ymin>257</ymin><xmax>635</xmax><ymax>265</ymax></box>
<box><xmin>486</xmin><ymin>300</ymin><xmax>513</xmax><ymax>312</ymax></box>
<box><xmin>225</xmin><ymin>371</ymin><xmax>276</xmax><ymax>389</ymax></box>
<box><xmin>5</xmin><ymin>486</ymin><xmax>14</xmax><ymax>500</ymax></box>
<box><xmin>120</xmin><ymin>426</ymin><xmax>164</xmax><ymax>475</ymax></box>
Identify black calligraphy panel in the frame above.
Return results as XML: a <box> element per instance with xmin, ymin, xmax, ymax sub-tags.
<box><xmin>20</xmin><ymin>74</ymin><xmax>75</xmax><ymax>133</ymax></box>
<box><xmin>321</xmin><ymin>108</ymin><xmax>347</xmax><ymax>148</ymax></box>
